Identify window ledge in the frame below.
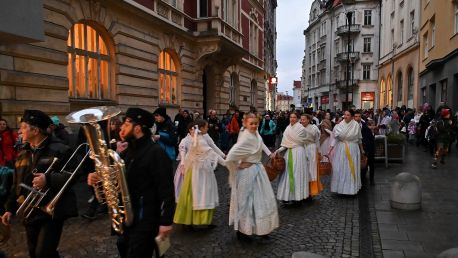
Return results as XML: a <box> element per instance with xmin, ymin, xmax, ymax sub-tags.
<box><xmin>159</xmin><ymin>103</ymin><xmax>180</xmax><ymax>109</ymax></box>
<box><xmin>362</xmin><ymin>25</ymin><xmax>374</xmax><ymax>28</ymax></box>
<box><xmin>451</xmin><ymin>32</ymin><xmax>458</xmax><ymax>40</ymax></box>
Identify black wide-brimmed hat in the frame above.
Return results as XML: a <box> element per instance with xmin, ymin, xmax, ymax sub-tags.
<box><xmin>125</xmin><ymin>107</ymin><xmax>154</xmax><ymax>128</ymax></box>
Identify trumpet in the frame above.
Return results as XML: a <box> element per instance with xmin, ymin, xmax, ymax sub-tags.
<box><xmin>16</xmin><ymin>143</ymin><xmax>90</xmax><ymax>219</ymax></box>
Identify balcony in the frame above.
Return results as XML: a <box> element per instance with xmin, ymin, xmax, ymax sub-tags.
<box><xmin>336</xmin><ymin>24</ymin><xmax>361</xmax><ymax>36</ymax></box>
<box><xmin>335</xmin><ymin>51</ymin><xmax>360</xmax><ymax>63</ymax></box>
<box><xmin>335</xmin><ymin>78</ymin><xmax>360</xmax><ymax>90</ymax></box>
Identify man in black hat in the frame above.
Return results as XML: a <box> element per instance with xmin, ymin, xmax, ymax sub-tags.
<box><xmin>1</xmin><ymin>110</ymin><xmax>77</xmax><ymax>258</ymax></box>
<box><xmin>88</xmin><ymin>107</ymin><xmax>175</xmax><ymax>258</ymax></box>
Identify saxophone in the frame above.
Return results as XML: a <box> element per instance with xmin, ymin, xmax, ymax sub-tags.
<box><xmin>66</xmin><ymin>106</ymin><xmax>133</xmax><ymax>234</ymax></box>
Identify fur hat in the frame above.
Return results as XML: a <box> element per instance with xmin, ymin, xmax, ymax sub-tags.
<box><xmin>125</xmin><ymin>108</ymin><xmax>154</xmax><ymax>128</ymax></box>
<box><xmin>22</xmin><ymin>110</ymin><xmax>53</xmax><ymax>130</ymax></box>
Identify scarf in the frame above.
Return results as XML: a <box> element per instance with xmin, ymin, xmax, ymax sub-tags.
<box><xmin>281</xmin><ymin>122</ymin><xmax>308</xmax><ymax>149</ymax></box>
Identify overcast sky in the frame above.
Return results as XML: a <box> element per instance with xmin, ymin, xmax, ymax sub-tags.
<box><xmin>276</xmin><ymin>0</ymin><xmax>313</xmax><ymax>95</ymax></box>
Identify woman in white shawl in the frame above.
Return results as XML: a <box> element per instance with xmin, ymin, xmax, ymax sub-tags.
<box><xmin>300</xmin><ymin>114</ymin><xmax>323</xmax><ymax>197</ymax></box>
<box><xmin>225</xmin><ymin>113</ymin><xmax>279</xmax><ymax>241</ymax></box>
<box><xmin>329</xmin><ymin>110</ymin><xmax>364</xmax><ymax>195</ymax></box>
<box><xmin>275</xmin><ymin>112</ymin><xmax>310</xmax><ymax>203</ymax></box>
<box><xmin>174</xmin><ymin>123</ymin><xmax>195</xmax><ymax>201</ymax></box>
<box><xmin>173</xmin><ymin>119</ymin><xmax>225</xmax><ymax>227</ymax></box>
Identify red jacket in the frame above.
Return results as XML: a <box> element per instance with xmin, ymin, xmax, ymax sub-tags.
<box><xmin>0</xmin><ymin>129</ymin><xmax>17</xmax><ymax>166</ymax></box>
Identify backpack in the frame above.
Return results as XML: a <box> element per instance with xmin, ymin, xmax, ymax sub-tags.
<box><xmin>426</xmin><ymin>122</ymin><xmax>438</xmax><ymax>143</ymax></box>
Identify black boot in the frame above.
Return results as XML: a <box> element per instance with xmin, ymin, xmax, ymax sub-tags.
<box><xmin>236</xmin><ymin>231</ymin><xmax>252</xmax><ymax>242</ymax></box>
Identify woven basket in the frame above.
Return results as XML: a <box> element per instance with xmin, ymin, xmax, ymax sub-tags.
<box><xmin>319</xmin><ymin>155</ymin><xmax>332</xmax><ymax>176</ymax></box>
<box><xmin>264</xmin><ymin>163</ymin><xmax>278</xmax><ymax>181</ymax></box>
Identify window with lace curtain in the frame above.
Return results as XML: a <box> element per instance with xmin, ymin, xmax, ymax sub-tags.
<box><xmin>67</xmin><ymin>23</ymin><xmax>111</xmax><ymax>99</ymax></box>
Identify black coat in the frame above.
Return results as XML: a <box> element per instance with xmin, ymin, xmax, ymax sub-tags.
<box><xmin>361</xmin><ymin>122</ymin><xmax>375</xmax><ymax>156</ymax></box>
<box><xmin>6</xmin><ymin>136</ymin><xmax>78</xmax><ymax>221</ymax></box>
<box><xmin>121</xmin><ymin>136</ymin><xmax>175</xmax><ymax>228</ymax></box>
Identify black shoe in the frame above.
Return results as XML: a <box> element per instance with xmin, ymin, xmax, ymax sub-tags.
<box><xmin>236</xmin><ymin>231</ymin><xmax>252</xmax><ymax>242</ymax></box>
<box><xmin>207</xmin><ymin>224</ymin><xmax>217</xmax><ymax>229</ymax></box>
<box><xmin>432</xmin><ymin>162</ymin><xmax>438</xmax><ymax>169</ymax></box>
<box><xmin>81</xmin><ymin>207</ymin><xmax>97</xmax><ymax>220</ymax></box>
<box><xmin>96</xmin><ymin>203</ymin><xmax>108</xmax><ymax>215</ymax></box>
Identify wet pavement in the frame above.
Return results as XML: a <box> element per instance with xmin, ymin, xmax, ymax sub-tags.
<box><xmin>2</xmin><ymin>143</ymin><xmax>456</xmax><ymax>257</ymax></box>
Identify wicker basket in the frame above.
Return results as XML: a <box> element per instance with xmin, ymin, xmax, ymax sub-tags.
<box><xmin>319</xmin><ymin>155</ymin><xmax>332</xmax><ymax>176</ymax></box>
<box><xmin>264</xmin><ymin>163</ymin><xmax>278</xmax><ymax>181</ymax></box>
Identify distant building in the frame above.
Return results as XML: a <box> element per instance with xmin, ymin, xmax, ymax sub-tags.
<box><xmin>303</xmin><ymin>0</ymin><xmax>381</xmax><ymax>111</ymax></box>
<box><xmin>265</xmin><ymin>0</ymin><xmax>278</xmax><ymax>112</ymax></box>
<box><xmin>293</xmin><ymin>80</ymin><xmax>302</xmax><ymax>111</ymax></box>
<box><xmin>419</xmin><ymin>0</ymin><xmax>458</xmax><ymax>111</ymax></box>
<box><xmin>378</xmin><ymin>0</ymin><xmax>420</xmax><ymax>109</ymax></box>
<box><xmin>276</xmin><ymin>93</ymin><xmax>293</xmax><ymax>111</ymax></box>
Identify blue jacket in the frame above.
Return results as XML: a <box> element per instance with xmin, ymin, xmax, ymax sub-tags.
<box><xmin>260</xmin><ymin>119</ymin><xmax>276</xmax><ymax>136</ymax></box>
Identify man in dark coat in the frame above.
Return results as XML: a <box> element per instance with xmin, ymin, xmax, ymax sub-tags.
<box><xmin>355</xmin><ymin>111</ymin><xmax>375</xmax><ymax>186</ymax></box>
<box><xmin>153</xmin><ymin>107</ymin><xmax>178</xmax><ymax>160</ymax></box>
<box><xmin>1</xmin><ymin>110</ymin><xmax>77</xmax><ymax>258</ymax></box>
<box><xmin>88</xmin><ymin>107</ymin><xmax>175</xmax><ymax>258</ymax></box>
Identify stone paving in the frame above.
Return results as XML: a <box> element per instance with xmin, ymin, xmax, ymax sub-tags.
<box><xmin>2</xmin><ymin>165</ymin><xmax>370</xmax><ymax>258</ymax></box>
<box><xmin>371</xmin><ymin>144</ymin><xmax>458</xmax><ymax>258</ymax></box>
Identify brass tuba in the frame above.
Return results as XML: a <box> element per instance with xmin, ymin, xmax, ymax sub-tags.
<box><xmin>66</xmin><ymin>106</ymin><xmax>133</xmax><ymax>234</ymax></box>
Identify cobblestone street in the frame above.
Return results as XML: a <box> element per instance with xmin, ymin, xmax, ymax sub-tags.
<box><xmin>2</xmin><ymin>160</ymin><xmax>378</xmax><ymax>258</ymax></box>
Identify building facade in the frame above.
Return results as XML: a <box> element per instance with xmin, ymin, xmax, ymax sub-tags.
<box><xmin>0</xmin><ymin>0</ymin><xmax>275</xmax><ymax>127</ymax></box>
<box><xmin>293</xmin><ymin>80</ymin><xmax>302</xmax><ymax>110</ymax></box>
<box><xmin>275</xmin><ymin>93</ymin><xmax>293</xmax><ymax>111</ymax></box>
<box><xmin>303</xmin><ymin>0</ymin><xmax>380</xmax><ymax>111</ymax></box>
<box><xmin>378</xmin><ymin>0</ymin><xmax>420</xmax><ymax>110</ymax></box>
<box><xmin>419</xmin><ymin>0</ymin><xmax>458</xmax><ymax>111</ymax></box>
<box><xmin>264</xmin><ymin>0</ymin><xmax>278</xmax><ymax>112</ymax></box>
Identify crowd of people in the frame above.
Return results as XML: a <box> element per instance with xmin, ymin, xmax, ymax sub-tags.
<box><xmin>0</xmin><ymin>102</ymin><xmax>456</xmax><ymax>257</ymax></box>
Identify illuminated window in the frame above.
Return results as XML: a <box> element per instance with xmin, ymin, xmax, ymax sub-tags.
<box><xmin>68</xmin><ymin>23</ymin><xmax>110</xmax><ymax>99</ymax></box>
<box><xmin>158</xmin><ymin>51</ymin><xmax>178</xmax><ymax>105</ymax></box>
<box><xmin>387</xmin><ymin>75</ymin><xmax>393</xmax><ymax>107</ymax></box>
<box><xmin>380</xmin><ymin>79</ymin><xmax>386</xmax><ymax>108</ymax></box>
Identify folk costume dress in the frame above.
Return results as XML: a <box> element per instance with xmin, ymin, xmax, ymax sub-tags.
<box><xmin>276</xmin><ymin>122</ymin><xmax>310</xmax><ymax>201</ymax></box>
<box><xmin>173</xmin><ymin>132</ymin><xmax>225</xmax><ymax>225</ymax></box>
<box><xmin>304</xmin><ymin>124</ymin><xmax>323</xmax><ymax>196</ymax></box>
<box><xmin>330</xmin><ymin>119</ymin><xmax>362</xmax><ymax>195</ymax></box>
<box><xmin>225</xmin><ymin>129</ymin><xmax>279</xmax><ymax>235</ymax></box>
<box><xmin>174</xmin><ymin>134</ymin><xmax>193</xmax><ymax>201</ymax></box>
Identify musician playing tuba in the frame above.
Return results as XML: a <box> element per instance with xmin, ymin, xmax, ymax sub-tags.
<box><xmin>1</xmin><ymin>110</ymin><xmax>79</xmax><ymax>258</ymax></box>
<box><xmin>87</xmin><ymin>107</ymin><xmax>175</xmax><ymax>258</ymax></box>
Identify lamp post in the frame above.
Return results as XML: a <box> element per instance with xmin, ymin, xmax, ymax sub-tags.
<box><xmin>345</xmin><ymin>11</ymin><xmax>353</xmax><ymax>111</ymax></box>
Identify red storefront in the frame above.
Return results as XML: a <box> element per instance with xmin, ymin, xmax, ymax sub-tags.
<box><xmin>361</xmin><ymin>92</ymin><xmax>375</xmax><ymax>109</ymax></box>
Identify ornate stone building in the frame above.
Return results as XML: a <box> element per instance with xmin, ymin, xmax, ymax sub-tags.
<box><xmin>0</xmin><ymin>0</ymin><xmax>275</xmax><ymax>126</ymax></box>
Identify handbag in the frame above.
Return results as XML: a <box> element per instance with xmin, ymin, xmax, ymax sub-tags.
<box><xmin>263</xmin><ymin>162</ymin><xmax>278</xmax><ymax>181</ymax></box>
<box><xmin>318</xmin><ymin>154</ymin><xmax>332</xmax><ymax>176</ymax></box>
<box><xmin>361</xmin><ymin>154</ymin><xmax>368</xmax><ymax>169</ymax></box>
<box><xmin>271</xmin><ymin>153</ymin><xmax>286</xmax><ymax>173</ymax></box>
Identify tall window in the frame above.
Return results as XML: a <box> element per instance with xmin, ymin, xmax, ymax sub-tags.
<box><xmin>68</xmin><ymin>23</ymin><xmax>110</xmax><ymax>99</ymax></box>
<box><xmin>250</xmin><ymin>80</ymin><xmax>257</xmax><ymax>106</ymax></box>
<box><xmin>249</xmin><ymin>20</ymin><xmax>259</xmax><ymax>56</ymax></box>
<box><xmin>363</xmin><ymin>65</ymin><xmax>371</xmax><ymax>80</ymax></box>
<box><xmin>224</xmin><ymin>0</ymin><xmax>238</xmax><ymax>28</ymax></box>
<box><xmin>422</xmin><ymin>88</ymin><xmax>426</xmax><ymax>104</ymax></box>
<box><xmin>423</xmin><ymin>32</ymin><xmax>429</xmax><ymax>58</ymax></box>
<box><xmin>380</xmin><ymin>80</ymin><xmax>386</xmax><ymax>107</ymax></box>
<box><xmin>400</xmin><ymin>20</ymin><xmax>404</xmax><ymax>45</ymax></box>
<box><xmin>431</xmin><ymin>18</ymin><xmax>435</xmax><ymax>47</ymax></box>
<box><xmin>198</xmin><ymin>0</ymin><xmax>208</xmax><ymax>17</ymax></box>
<box><xmin>391</xmin><ymin>29</ymin><xmax>394</xmax><ymax>50</ymax></box>
<box><xmin>364</xmin><ymin>38</ymin><xmax>371</xmax><ymax>52</ymax></box>
<box><xmin>397</xmin><ymin>72</ymin><xmax>403</xmax><ymax>102</ymax></box>
<box><xmin>455</xmin><ymin>3</ymin><xmax>458</xmax><ymax>33</ymax></box>
<box><xmin>407</xmin><ymin>67</ymin><xmax>414</xmax><ymax>100</ymax></box>
<box><xmin>364</xmin><ymin>10</ymin><xmax>372</xmax><ymax>25</ymax></box>
<box><xmin>410</xmin><ymin>11</ymin><xmax>415</xmax><ymax>37</ymax></box>
<box><xmin>158</xmin><ymin>51</ymin><xmax>178</xmax><ymax>105</ymax></box>
<box><xmin>440</xmin><ymin>80</ymin><xmax>448</xmax><ymax>102</ymax></box>
<box><xmin>388</xmin><ymin>75</ymin><xmax>393</xmax><ymax>107</ymax></box>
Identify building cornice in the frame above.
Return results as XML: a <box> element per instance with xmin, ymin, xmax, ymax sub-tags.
<box><xmin>419</xmin><ymin>47</ymin><xmax>458</xmax><ymax>76</ymax></box>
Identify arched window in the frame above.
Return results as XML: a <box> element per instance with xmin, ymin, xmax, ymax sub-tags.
<box><xmin>250</xmin><ymin>80</ymin><xmax>257</xmax><ymax>106</ymax></box>
<box><xmin>68</xmin><ymin>23</ymin><xmax>110</xmax><ymax>99</ymax></box>
<box><xmin>397</xmin><ymin>71</ymin><xmax>403</xmax><ymax>102</ymax></box>
<box><xmin>407</xmin><ymin>67</ymin><xmax>414</xmax><ymax>101</ymax></box>
<box><xmin>158</xmin><ymin>51</ymin><xmax>178</xmax><ymax>105</ymax></box>
<box><xmin>387</xmin><ymin>75</ymin><xmax>393</xmax><ymax>108</ymax></box>
<box><xmin>380</xmin><ymin>79</ymin><xmax>386</xmax><ymax>108</ymax></box>
<box><xmin>229</xmin><ymin>73</ymin><xmax>236</xmax><ymax>106</ymax></box>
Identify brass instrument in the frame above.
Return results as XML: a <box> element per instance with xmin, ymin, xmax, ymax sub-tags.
<box><xmin>66</xmin><ymin>106</ymin><xmax>133</xmax><ymax>234</ymax></box>
<box><xmin>16</xmin><ymin>157</ymin><xmax>59</xmax><ymax>219</ymax></box>
<box><xmin>42</xmin><ymin>143</ymin><xmax>90</xmax><ymax>217</ymax></box>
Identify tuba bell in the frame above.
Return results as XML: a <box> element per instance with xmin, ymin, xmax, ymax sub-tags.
<box><xmin>66</xmin><ymin>106</ymin><xmax>133</xmax><ymax>234</ymax></box>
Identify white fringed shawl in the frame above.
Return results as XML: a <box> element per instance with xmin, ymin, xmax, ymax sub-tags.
<box><xmin>281</xmin><ymin>122</ymin><xmax>308</xmax><ymax>148</ymax></box>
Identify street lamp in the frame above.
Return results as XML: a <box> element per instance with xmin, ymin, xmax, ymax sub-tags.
<box><xmin>345</xmin><ymin>11</ymin><xmax>353</xmax><ymax>111</ymax></box>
